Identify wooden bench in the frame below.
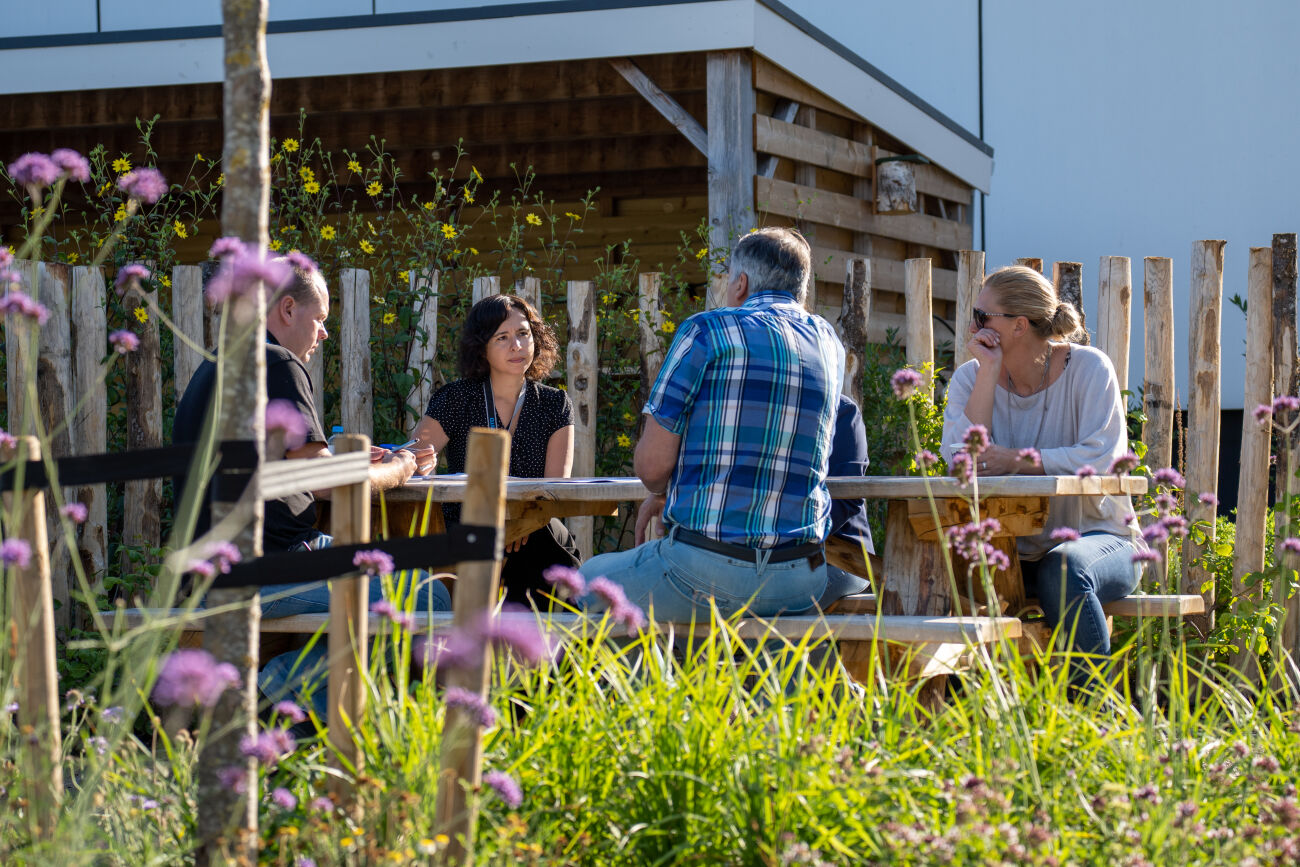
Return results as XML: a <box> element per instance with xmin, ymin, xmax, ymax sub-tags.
<box><xmin>828</xmin><ymin>592</ymin><xmax>1206</xmax><ymax>619</ymax></box>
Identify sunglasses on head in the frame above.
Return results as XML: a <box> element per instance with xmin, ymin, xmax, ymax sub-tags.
<box><xmin>972</xmin><ymin>308</ymin><xmax>1022</xmax><ymax>329</ymax></box>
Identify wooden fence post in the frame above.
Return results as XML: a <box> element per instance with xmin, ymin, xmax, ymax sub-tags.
<box><xmin>954</xmin><ymin>251</ymin><xmax>983</xmax><ymax>369</ymax></box>
<box><xmin>329</xmin><ymin>434</ymin><xmax>371</xmax><ymax>808</ymax></box>
<box><xmin>1231</xmin><ymin>247</ymin><xmax>1274</xmax><ymax>672</ymax></box>
<box><xmin>707</xmin><ymin>271</ymin><xmax>728</xmax><ymax>310</ymax></box>
<box><xmin>838</xmin><ymin>258</ymin><xmax>870</xmax><ymax>405</ymax></box>
<box><xmin>4</xmin><ymin>259</ymin><xmax>39</xmax><ymax>435</ymax></box>
<box><xmin>1014</xmin><ymin>257</ymin><xmax>1043</xmax><ymax>273</ymax></box>
<box><xmin>1097</xmin><ymin>256</ymin><xmax>1132</xmax><ymax>393</ymax></box>
<box><xmin>1182</xmin><ymin>239</ymin><xmax>1226</xmax><ymax>636</ymax></box>
<box><xmin>307</xmin><ymin>327</ymin><xmax>326</xmax><ymax>432</ymax></box>
<box><xmin>472</xmin><ymin>276</ymin><xmax>500</xmax><ymax>306</ymax></box>
<box><xmin>405</xmin><ymin>268</ymin><xmax>440</xmax><ymax>434</ymax></box>
<box><xmin>2</xmin><ymin>436</ymin><xmax>63</xmax><ymax>838</ymax></box>
<box><xmin>567</xmin><ymin>280</ymin><xmax>597</xmax><ymax>558</ymax></box>
<box><xmin>1272</xmin><ymin>233</ymin><xmax>1300</xmax><ymax>660</ymax></box>
<box><xmin>123</xmin><ymin>269</ymin><xmax>162</xmax><ymax>562</ymax></box>
<box><xmin>435</xmin><ymin>428</ymin><xmax>508</xmax><ymax>865</ymax></box>
<box><xmin>1052</xmin><ymin>261</ymin><xmax>1088</xmax><ymax>344</ymax></box>
<box><xmin>904</xmin><ymin>258</ymin><xmax>934</xmax><ymax>399</ymax></box>
<box><xmin>70</xmin><ymin>265</ymin><xmax>108</xmax><ymax>599</ymax></box>
<box><xmin>35</xmin><ymin>263</ymin><xmax>74</xmax><ymax>631</ymax></box>
<box><xmin>638</xmin><ymin>272</ymin><xmax>667</xmax><ymax>395</ymax></box>
<box><xmin>519</xmin><ymin>275</ymin><xmax>542</xmax><ymax>315</ymax></box>
<box><xmin>173</xmin><ymin>264</ymin><xmax>207</xmax><ymax>400</ymax></box>
<box><xmin>1142</xmin><ymin>257</ymin><xmax>1176</xmax><ymax>474</ymax></box>
<box><xmin>340</xmin><ymin>268</ymin><xmax>373</xmax><ymax>440</ymax></box>
<box><xmin>706</xmin><ymin>49</ymin><xmax>756</xmax><ymax>273</ymax></box>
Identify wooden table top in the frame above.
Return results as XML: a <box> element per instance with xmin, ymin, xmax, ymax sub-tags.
<box><xmin>385</xmin><ymin>474</ymin><xmax>1148</xmax><ymax>503</ymax></box>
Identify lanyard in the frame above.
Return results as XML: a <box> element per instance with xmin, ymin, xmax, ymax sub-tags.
<box><xmin>483</xmin><ymin>381</ymin><xmax>527</xmax><ymax>432</ymax></box>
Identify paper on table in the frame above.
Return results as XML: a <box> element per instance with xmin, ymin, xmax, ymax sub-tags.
<box><xmin>408</xmin><ymin>473</ymin><xmax>465</xmax><ymax>481</ymax></box>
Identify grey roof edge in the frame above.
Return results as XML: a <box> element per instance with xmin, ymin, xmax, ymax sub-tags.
<box><xmin>0</xmin><ymin>0</ymin><xmax>990</xmax><ymax>159</ymax></box>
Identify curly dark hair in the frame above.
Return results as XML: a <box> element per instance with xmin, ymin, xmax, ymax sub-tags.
<box><xmin>458</xmin><ymin>293</ymin><xmax>559</xmax><ymax>381</ymax></box>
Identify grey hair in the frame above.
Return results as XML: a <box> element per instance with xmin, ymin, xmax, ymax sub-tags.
<box><xmin>727</xmin><ymin>227</ymin><xmax>812</xmax><ymax>304</ymax></box>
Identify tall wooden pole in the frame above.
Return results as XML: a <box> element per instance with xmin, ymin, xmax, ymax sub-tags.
<box><xmin>340</xmin><ymin>268</ymin><xmax>373</xmax><ymax>440</ymax></box>
<box><xmin>567</xmin><ymin>280</ymin><xmax>597</xmax><ymax>558</ymax></box>
<box><xmin>1096</xmin><ymin>256</ymin><xmax>1132</xmax><ymax>394</ymax></box>
<box><xmin>34</xmin><ymin>263</ymin><xmax>74</xmax><ymax>631</ymax></box>
<box><xmin>70</xmin><ymin>265</ymin><xmax>108</xmax><ymax>599</ymax></box>
<box><xmin>706</xmin><ymin>49</ymin><xmax>755</xmax><ymax>303</ymax></box>
<box><xmin>1182</xmin><ymin>240</ymin><xmax>1225</xmax><ymax>638</ymax></box>
<box><xmin>406</xmin><ymin>268</ymin><xmax>441</xmax><ymax>434</ymax></box>
<box><xmin>199</xmin><ymin>0</ymin><xmax>271</xmax><ymax>860</ymax></box>
<box><xmin>638</xmin><ymin>272</ymin><xmax>667</xmax><ymax>401</ymax></box>
<box><xmin>904</xmin><ymin>258</ymin><xmax>934</xmax><ymax>400</ymax></box>
<box><xmin>1272</xmin><ymin>233</ymin><xmax>1300</xmax><ymax>660</ymax></box>
<box><xmin>954</xmin><ymin>251</ymin><xmax>983</xmax><ymax>369</ymax></box>
<box><xmin>1142</xmin><ymin>257</ymin><xmax>1176</xmax><ymax>474</ymax></box>
<box><xmin>838</xmin><ymin>258</ymin><xmax>870</xmax><ymax>405</ymax></box>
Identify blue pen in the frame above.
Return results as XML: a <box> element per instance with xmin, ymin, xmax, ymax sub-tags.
<box><xmin>387</xmin><ymin>438</ymin><xmax>418</xmax><ymax>453</ymax></box>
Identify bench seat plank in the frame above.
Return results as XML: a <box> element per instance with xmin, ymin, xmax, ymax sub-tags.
<box><xmin>829</xmin><ymin>593</ymin><xmax>1205</xmax><ymax>619</ymax></box>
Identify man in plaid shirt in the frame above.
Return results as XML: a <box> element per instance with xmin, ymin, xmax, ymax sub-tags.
<box><xmin>580</xmin><ymin>227</ymin><xmax>845</xmax><ymax>620</ymax></box>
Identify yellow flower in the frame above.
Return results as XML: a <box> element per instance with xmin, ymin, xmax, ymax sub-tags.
<box><xmin>320</xmin><ymin>225</ymin><xmax>336</xmax><ymax>240</ymax></box>
<box><xmin>113</xmin><ymin>204</ymin><xmax>127</xmax><ymax>222</ymax></box>
<box><xmin>216</xmin><ymin>173</ymin><xmax>224</xmax><ymax>186</ymax></box>
<box><xmin>360</xmin><ymin>239</ymin><xmax>375</xmax><ymax>254</ymax></box>
<box><xmin>279</xmin><ymin>826</ymin><xmax>298</xmax><ymax>837</ymax></box>
<box><xmin>173</xmin><ymin>220</ymin><xmax>187</xmax><ymax>239</ymax></box>
<box><xmin>347</xmin><ymin>159</ymin><xmax>362</xmax><ymax>173</ymax></box>
<box><xmin>133</xmin><ymin>307</ymin><xmax>148</xmax><ymax>323</ymax></box>
<box><xmin>282</xmin><ymin>138</ymin><xmax>299</xmax><ymax>152</ymax></box>
<box><xmin>340</xmin><ymin>837</ymin><xmax>354</xmax><ymax>848</ymax></box>
<box><xmin>468</xmin><ymin>247</ymin><xmax>479</xmax><ymax>256</ymax></box>
<box><xmin>617</xmin><ymin>434</ymin><xmax>631</xmax><ymax>448</ymax></box>
<box><xmin>422</xmin><ymin>201</ymin><xmax>435</xmax><ymax>211</ymax></box>
<box><xmin>525</xmin><ymin>213</ymin><xmax>542</xmax><ymax>226</ymax></box>
<box><xmin>298</xmin><ymin>166</ymin><xmax>314</xmax><ymax>182</ymax></box>
<box><xmin>160</xmin><ymin>275</ymin><xmax>171</xmax><ymax>288</ymax></box>
<box><xmin>269</xmin><ymin>239</ymin><xmax>282</xmax><ymax>251</ymax></box>
<box><xmin>663</xmin><ymin>320</ymin><xmax>676</xmax><ymax>334</ymax></box>
<box><xmin>470</xmin><ymin>166</ymin><xmax>483</xmax><ymax>183</ymax></box>
<box><xmin>398</xmin><ymin>270</ymin><xmax>410</xmax><ymax>281</ymax></box>
<box><xmin>281</xmin><ymin>225</ymin><xmax>294</xmax><ymax>233</ymax></box>
<box><xmin>440</xmin><ymin>223</ymin><xmax>457</xmax><ymax>239</ymax></box>
<box><xmin>600</xmin><ymin>293</ymin><xmax>612</xmax><ymax>304</ymax></box>
<box><xmin>67</xmin><ymin>253</ymin><xmax>79</xmax><ymax>264</ymax></box>
<box><xmin>367</xmin><ymin>221</ymin><xmax>377</xmax><ymax>236</ymax></box>
<box><xmin>194</xmin><ymin>152</ymin><xmax>204</xmax><ymax>162</ymax></box>
<box><xmin>623</xmin><ymin>412</ymin><xmax>634</xmax><ymax>423</ymax></box>
<box><xmin>565</xmin><ymin>212</ymin><xmax>581</xmax><ymax>220</ymax></box>
<box><xmin>366</xmin><ymin>180</ymin><xmax>383</xmax><ymax>196</ymax></box>
<box><xmin>30</xmin><ymin>206</ymin><xmax>44</xmax><ymax>217</ymax></box>
<box><xmin>304</xmin><ymin>180</ymin><xmax>320</xmax><ymax>194</ymax></box>
<box><xmin>382</xmin><ymin>312</ymin><xmax>397</xmax><ymax>325</ymax></box>
<box><xmin>96</xmin><ymin>182</ymin><xmax>112</xmax><ymax>197</ymax></box>
<box><xmin>270</xmin><ymin>153</ymin><xmax>282</xmax><ymax>164</ymax></box>
<box><xmin>695</xmin><ymin>247</ymin><xmax>708</xmax><ymax>260</ymax></box>
<box><xmin>558</xmin><ymin>383</ymin><xmax>566</xmax><ymax>390</ymax></box>
<box><xmin>463</xmin><ymin>189</ymin><xmax>474</xmax><ymax>204</ymax></box>
<box><xmin>111</xmin><ymin>157</ymin><xmax>131</xmax><ymax>174</ymax></box>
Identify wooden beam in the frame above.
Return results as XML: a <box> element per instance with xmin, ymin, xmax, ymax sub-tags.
<box><xmin>756</xmin><ymin>98</ymin><xmax>800</xmax><ymax>178</ymax></box>
<box><xmin>754</xmin><ymin>56</ymin><xmax>859</xmax><ymax>120</ymax></box>
<box><xmin>706</xmin><ymin>50</ymin><xmax>757</xmax><ymax>271</ymax></box>
<box><xmin>610</xmin><ymin>58</ymin><xmax>708</xmax><ymax>157</ymax></box>
<box><xmin>811</xmin><ymin>247</ymin><xmax>957</xmax><ymax>300</ymax></box>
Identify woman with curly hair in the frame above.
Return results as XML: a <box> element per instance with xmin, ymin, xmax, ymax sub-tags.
<box><xmin>411</xmin><ymin>293</ymin><xmax>580</xmax><ymax>604</ymax></box>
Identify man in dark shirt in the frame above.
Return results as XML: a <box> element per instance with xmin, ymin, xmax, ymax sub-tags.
<box><xmin>819</xmin><ymin>394</ymin><xmax>875</xmax><ymax>607</ymax></box>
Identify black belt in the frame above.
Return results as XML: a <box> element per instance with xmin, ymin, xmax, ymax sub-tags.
<box><xmin>673</xmin><ymin>527</ymin><xmax>825</xmax><ymax>567</ymax></box>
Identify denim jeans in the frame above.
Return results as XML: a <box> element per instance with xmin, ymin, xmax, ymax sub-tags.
<box><xmin>578</xmin><ymin>525</ymin><xmax>829</xmax><ymax>622</ymax></box>
<box><xmin>1022</xmin><ymin>531</ymin><xmax>1139</xmax><ymax>666</ymax></box>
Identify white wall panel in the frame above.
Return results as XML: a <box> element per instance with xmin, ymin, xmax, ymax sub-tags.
<box><xmin>3</xmin><ymin>0</ymin><xmax>98</xmax><ymax>38</ymax></box>
<box><xmin>99</xmin><ymin>0</ymin><xmax>220</xmax><ymax>31</ymax></box>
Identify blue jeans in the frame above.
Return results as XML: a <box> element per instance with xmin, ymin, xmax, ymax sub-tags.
<box><xmin>578</xmin><ymin>525</ymin><xmax>829</xmax><ymax>622</ymax></box>
<box><xmin>1022</xmin><ymin>531</ymin><xmax>1139</xmax><ymax>664</ymax></box>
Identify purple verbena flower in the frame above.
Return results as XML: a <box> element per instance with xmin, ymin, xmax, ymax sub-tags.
<box><xmin>1</xmin><ymin>539</ymin><xmax>32</xmax><ymax>568</ymax></box>
<box><xmin>205</xmin><ymin>541</ymin><xmax>241</xmax><ymax>574</ymax></box>
<box><xmin>986</xmin><ymin>548</ymin><xmax>1011</xmax><ymax>571</ymax></box>
<box><xmin>1160</xmin><ymin>514</ymin><xmax>1189</xmax><ymax>537</ymax></box>
<box><xmin>1131</xmin><ymin>549</ymin><xmax>1162</xmax><ymax>564</ymax></box>
<box><xmin>1273</xmin><ymin>395</ymin><xmax>1300</xmax><ymax>415</ymax></box>
<box><xmin>208</xmin><ymin>237</ymin><xmax>247</xmax><ymax>260</ymax></box>
<box><xmin>8</xmin><ymin>152</ymin><xmax>61</xmax><ymax>188</ymax></box>
<box><xmin>0</xmin><ymin>289</ymin><xmax>50</xmax><ymax>324</ymax></box>
<box><xmin>1198</xmin><ymin>492</ymin><xmax>1219</xmax><ymax>507</ymax></box>
<box><xmin>1154</xmin><ymin>492</ymin><xmax>1179</xmax><ymax>515</ymax></box>
<box><xmin>916</xmin><ymin>449</ymin><xmax>939</xmax><ymax>469</ymax></box>
<box><xmin>483</xmin><ymin>607</ymin><xmax>553</xmax><ymax>663</ymax></box>
<box><xmin>270</xmin><ymin>787</ymin><xmax>297</xmax><ymax>810</ymax></box>
<box><xmin>310</xmin><ymin>796</ymin><xmax>333</xmax><ymax>813</ymax></box>
<box><xmin>87</xmin><ymin>736</ymin><xmax>108</xmax><ymax>756</ymax></box>
<box><xmin>962</xmin><ymin>424</ymin><xmax>990</xmax><ymax>456</ymax></box>
<box><xmin>370</xmin><ymin>599</ymin><xmax>400</xmax><ymax>622</ymax></box>
<box><xmin>114</xmin><ymin>263</ymin><xmax>151</xmax><ymax>292</ymax></box>
<box><xmin>187</xmin><ymin>559</ymin><xmax>217</xmax><ymax>580</ymax></box>
<box><xmin>354</xmin><ymin>549</ymin><xmax>395</xmax><ymax>577</ymax></box>
<box><xmin>950</xmin><ymin>451</ymin><xmax>974</xmax><ymax>487</ymax></box>
<box><xmin>109</xmin><ymin>330</ymin><xmax>140</xmax><ymax>355</ymax></box>
<box><xmin>283</xmin><ymin>250</ymin><xmax>318</xmax><ymax>274</ymax></box>
<box><xmin>50</xmin><ymin>149</ymin><xmax>91</xmax><ymax>183</ymax></box>
<box><xmin>542</xmin><ymin>564</ymin><xmax>586</xmax><ymax>599</ymax></box>
<box><xmin>484</xmin><ymin>769</ymin><xmax>523</xmax><ymax>809</ymax></box>
<box><xmin>152</xmin><ymin>649</ymin><xmax>240</xmax><ymax>708</ymax></box>
<box><xmin>1141</xmin><ymin>523</ymin><xmax>1169</xmax><ymax>544</ymax></box>
<box><xmin>444</xmin><ymin>686</ymin><xmax>498</xmax><ymax>728</ymax></box>
<box><xmin>890</xmin><ymin>368</ymin><xmax>923</xmax><ymax>400</ymax></box>
<box><xmin>0</xmin><ymin>429</ymin><xmax>15</xmax><ymax>452</ymax></box>
<box><xmin>60</xmin><ymin>502</ymin><xmax>88</xmax><ymax>523</ymax></box>
<box><xmin>205</xmin><ymin>250</ymin><xmax>291</xmax><ymax>305</ymax></box>
<box><xmin>273</xmin><ymin>700</ymin><xmax>308</xmax><ymax>725</ymax></box>
<box><xmin>216</xmin><ymin>765</ymin><xmax>247</xmax><ymax>794</ymax></box>
<box><xmin>1108</xmin><ymin>451</ymin><xmax>1141</xmax><ymax>475</ymax></box>
<box><xmin>1280</xmin><ymin>538</ymin><xmax>1300</xmax><ymax>555</ymax></box>
<box><xmin>296</xmin><ymin>858</ymin><xmax>317</xmax><ymax>867</ymax></box>
<box><xmin>1075</xmin><ymin>464</ymin><xmax>1097</xmax><ymax>478</ymax></box>
<box><xmin>1017</xmin><ymin>447</ymin><xmax>1041</xmax><ymax>468</ymax></box>
<box><xmin>1050</xmin><ymin>527</ymin><xmax>1081</xmax><ymax>543</ymax></box>
<box><xmin>117</xmin><ymin>167</ymin><xmax>167</xmax><ymax>203</ymax></box>
<box><xmin>265</xmin><ymin>399</ymin><xmax>307</xmax><ymax>449</ymax></box>
<box><xmin>1152</xmin><ymin>467</ymin><xmax>1185</xmax><ymax>489</ymax></box>
<box><xmin>101</xmin><ymin>706</ymin><xmax>124</xmax><ymax>723</ymax></box>
<box><xmin>414</xmin><ymin>632</ymin><xmax>478</xmax><ymax>671</ymax></box>
<box><xmin>587</xmin><ymin>577</ymin><xmax>646</xmax><ymax>631</ymax></box>
<box><xmin>1255</xmin><ymin>404</ymin><xmax>1275</xmax><ymax>424</ymax></box>
<box><xmin>240</xmin><ymin>727</ymin><xmax>296</xmax><ymax>767</ymax></box>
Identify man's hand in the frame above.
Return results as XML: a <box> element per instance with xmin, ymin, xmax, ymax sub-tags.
<box><xmin>635</xmin><ymin>493</ymin><xmax>666</xmax><ymax>545</ymax></box>
<box><xmin>408</xmin><ymin>444</ymin><xmax>436</xmax><ymax>476</ymax></box>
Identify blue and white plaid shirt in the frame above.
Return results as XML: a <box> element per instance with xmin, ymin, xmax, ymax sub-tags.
<box><xmin>645</xmin><ymin>291</ymin><xmax>845</xmax><ymax>547</ymax></box>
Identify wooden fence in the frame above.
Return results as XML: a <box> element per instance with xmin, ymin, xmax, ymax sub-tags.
<box><xmin>4</xmin><ymin>237</ymin><xmax>1298</xmax><ymax>645</ymax></box>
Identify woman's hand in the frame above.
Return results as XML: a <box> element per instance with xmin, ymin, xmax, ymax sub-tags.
<box><xmin>505</xmin><ymin>533</ymin><xmax>529</xmax><ymax>555</ymax></box>
<box><xmin>967</xmin><ymin>327</ymin><xmax>1004</xmax><ymax>372</ymax></box>
<box><xmin>973</xmin><ymin>444</ymin><xmax>1039</xmax><ymax>475</ymax></box>
<box><xmin>635</xmin><ymin>493</ymin><xmax>666</xmax><ymax>545</ymax></box>
<box><xmin>408</xmin><ymin>444</ymin><xmax>437</xmax><ymax>476</ymax></box>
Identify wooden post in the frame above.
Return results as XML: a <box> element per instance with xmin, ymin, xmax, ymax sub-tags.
<box><xmin>1231</xmin><ymin>248</ymin><xmax>1273</xmax><ymax>642</ymax></box>
<box><xmin>567</xmin><ymin>280</ymin><xmax>597</xmax><ymax>558</ymax></box>
<box><xmin>707</xmin><ymin>271</ymin><xmax>728</xmax><ymax>310</ymax></box>
<box><xmin>1142</xmin><ymin>258</ymin><xmax>1176</xmax><ymax>474</ymax></box>
<box><xmin>405</xmin><ymin>268</ymin><xmax>440</xmax><ymax>434</ymax></box>
<box><xmin>35</xmin><ymin>263</ymin><xmax>74</xmax><ymax>631</ymax></box>
<box><xmin>1052</xmin><ymin>261</ymin><xmax>1088</xmax><ymax>344</ymax></box>
<box><xmin>954</xmin><ymin>251</ymin><xmax>984</xmax><ymax>369</ymax></box>
<box><xmin>199</xmin><ymin>0</ymin><xmax>271</xmax><ymax>858</ymax></box>
<box><xmin>472</xmin><ymin>276</ymin><xmax>499</xmax><ymax>306</ymax></box>
<box><xmin>879</xmin><ymin>500</ymin><xmax>950</xmax><ymax>707</ymax></box>
<box><xmin>838</xmin><ymin>258</ymin><xmax>870</xmax><ymax>405</ymax></box>
<box><xmin>1096</xmin><ymin>256</ymin><xmax>1132</xmax><ymax>393</ymax></box>
<box><xmin>307</xmin><ymin>327</ymin><xmax>326</xmax><ymax>432</ymax></box>
<box><xmin>904</xmin><ymin>258</ymin><xmax>933</xmax><ymax>400</ymax></box>
<box><xmin>705</xmin><ymin>49</ymin><xmax>756</xmax><ymax>284</ymax></box>
<box><xmin>340</xmin><ymin>268</ymin><xmax>373</xmax><ymax>440</ymax></box>
<box><xmin>4</xmin><ymin>259</ymin><xmax>39</xmax><ymax>435</ymax></box>
<box><xmin>2</xmin><ymin>436</ymin><xmax>63</xmax><ymax>838</ymax></box>
<box><xmin>173</xmin><ymin>264</ymin><xmax>206</xmax><ymax>400</ymax></box>
<box><xmin>1182</xmin><ymin>240</ymin><xmax>1225</xmax><ymax>636</ymax></box>
<box><xmin>1014</xmin><ymin>258</ymin><xmax>1044</xmax><ymax>273</ymax></box>
<box><xmin>435</xmin><ymin>429</ymin><xmax>508</xmax><ymax>865</ymax></box>
<box><xmin>638</xmin><ymin>272</ymin><xmax>667</xmax><ymax>395</ymax></box>
<box><xmin>1272</xmin><ymin>233</ymin><xmax>1300</xmax><ymax>659</ymax></box>
<box><xmin>123</xmin><ymin>270</ymin><xmax>162</xmax><ymax>561</ymax></box>
<box><xmin>519</xmin><ymin>275</ymin><xmax>542</xmax><ymax>315</ymax></box>
<box><xmin>70</xmin><ymin>265</ymin><xmax>108</xmax><ymax>598</ymax></box>
<box><xmin>328</xmin><ymin>434</ymin><xmax>371</xmax><ymax>806</ymax></box>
